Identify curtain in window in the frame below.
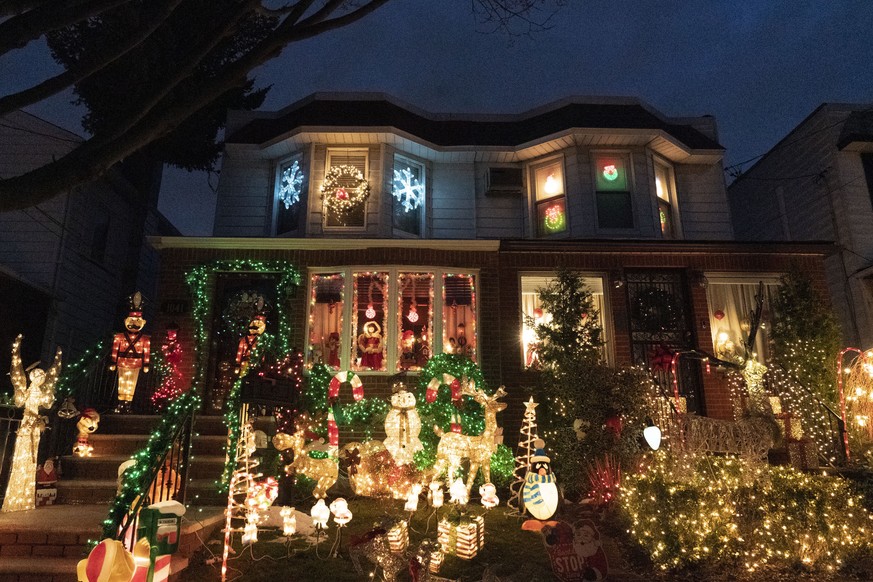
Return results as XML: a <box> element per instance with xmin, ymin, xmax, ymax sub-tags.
<box><xmin>706</xmin><ymin>282</ymin><xmax>776</xmax><ymax>363</ymax></box>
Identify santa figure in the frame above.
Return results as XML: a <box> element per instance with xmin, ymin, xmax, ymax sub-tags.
<box><xmin>236</xmin><ymin>300</ymin><xmax>267</xmax><ymax>375</ymax></box>
<box><xmin>110</xmin><ymin>292</ymin><xmax>150</xmax><ymax>414</ymax></box>
<box><xmin>573</xmin><ymin>520</ymin><xmax>608</xmax><ymax>581</ymax></box>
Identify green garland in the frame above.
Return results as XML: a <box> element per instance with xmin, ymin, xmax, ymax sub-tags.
<box><xmin>55</xmin><ymin>340</ymin><xmax>107</xmax><ymax>401</ymax></box>
<box><xmin>101</xmin><ymin>391</ymin><xmax>200</xmax><ymax>541</ymax></box>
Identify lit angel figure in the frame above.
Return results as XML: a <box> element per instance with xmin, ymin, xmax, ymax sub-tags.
<box><xmin>2</xmin><ymin>335</ymin><xmax>62</xmax><ymax>512</ymax></box>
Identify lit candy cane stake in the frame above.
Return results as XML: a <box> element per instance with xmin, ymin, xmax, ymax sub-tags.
<box><xmin>329</xmin><ymin>371</ymin><xmax>365</xmax><ymax>402</ymax></box>
<box><xmin>425</xmin><ymin>373</ymin><xmax>462</xmax><ymax>403</ymax></box>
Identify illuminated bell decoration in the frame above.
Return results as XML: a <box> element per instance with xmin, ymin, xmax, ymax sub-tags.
<box><xmin>365</xmin><ymin>304</ymin><xmax>376</xmax><ymax>320</ymax></box>
<box><xmin>329</xmin><ymin>497</ymin><xmax>352</xmax><ymax>526</ymax></box>
<box><xmin>602</xmin><ymin>164</ymin><xmax>619</xmax><ymax>181</ymax></box>
<box><xmin>449</xmin><ymin>477</ymin><xmax>469</xmax><ymax>505</ymax></box>
<box><xmin>643</xmin><ymin>418</ymin><xmax>662</xmax><ymax>451</ymax></box>
<box><xmin>280</xmin><ymin>506</ymin><xmax>296</xmax><ymax>536</ymax></box>
<box><xmin>429</xmin><ymin>482</ymin><xmax>444</xmax><ymax>508</ymax></box>
<box><xmin>310</xmin><ymin>499</ymin><xmax>330</xmax><ymax>529</ymax></box>
<box><xmin>407</xmin><ymin>305</ymin><xmax>419</xmax><ymax>323</ymax></box>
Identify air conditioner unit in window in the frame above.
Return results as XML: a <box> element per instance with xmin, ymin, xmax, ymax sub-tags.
<box><xmin>485</xmin><ymin>167</ymin><xmax>523</xmax><ymax>196</ymax></box>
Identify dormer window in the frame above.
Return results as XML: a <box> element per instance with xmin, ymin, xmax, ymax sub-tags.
<box><xmin>392</xmin><ymin>155</ymin><xmax>425</xmax><ymax>236</ymax></box>
<box><xmin>654</xmin><ymin>160</ymin><xmax>678</xmax><ymax>239</ymax></box>
<box><xmin>531</xmin><ymin>157</ymin><xmax>567</xmax><ymax>236</ymax></box>
<box><xmin>274</xmin><ymin>156</ymin><xmax>304</xmax><ymax>234</ymax></box>
<box><xmin>324</xmin><ymin>148</ymin><xmax>368</xmax><ymax>229</ymax></box>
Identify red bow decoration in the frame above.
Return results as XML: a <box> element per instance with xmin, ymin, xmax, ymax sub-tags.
<box><xmin>649</xmin><ymin>344</ymin><xmax>674</xmax><ymax>374</ymax></box>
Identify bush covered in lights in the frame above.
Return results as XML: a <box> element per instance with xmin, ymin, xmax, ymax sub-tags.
<box><xmin>620</xmin><ymin>452</ymin><xmax>873</xmax><ymax>576</ymax></box>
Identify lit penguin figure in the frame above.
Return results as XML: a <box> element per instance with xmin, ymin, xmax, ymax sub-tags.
<box><xmin>521</xmin><ymin>438</ymin><xmax>559</xmax><ymax>520</ymax></box>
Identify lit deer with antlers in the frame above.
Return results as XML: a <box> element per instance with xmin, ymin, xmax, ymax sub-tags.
<box><xmin>273</xmin><ymin>425</ymin><xmax>338</xmax><ymax>499</ymax></box>
<box><xmin>432</xmin><ymin>383</ymin><xmax>507</xmax><ymax>493</ymax></box>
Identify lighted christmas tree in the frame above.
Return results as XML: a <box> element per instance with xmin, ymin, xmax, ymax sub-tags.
<box><xmin>507</xmin><ymin>396</ymin><xmax>539</xmax><ymax>512</ymax></box>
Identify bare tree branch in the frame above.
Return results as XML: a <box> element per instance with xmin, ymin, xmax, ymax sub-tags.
<box><xmin>0</xmin><ymin>0</ymin><xmax>184</xmax><ymax>116</ymax></box>
<box><xmin>0</xmin><ymin>0</ymin><xmax>129</xmax><ymax>55</ymax></box>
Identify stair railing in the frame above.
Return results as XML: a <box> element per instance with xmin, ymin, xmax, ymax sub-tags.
<box><xmin>101</xmin><ymin>391</ymin><xmax>199</xmax><ymax>551</ymax></box>
<box><xmin>0</xmin><ymin>403</ymin><xmax>23</xmax><ymax>506</ymax></box>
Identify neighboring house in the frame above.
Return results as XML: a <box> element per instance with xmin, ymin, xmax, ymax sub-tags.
<box><xmin>728</xmin><ymin>103</ymin><xmax>873</xmax><ymax>347</ymax></box>
<box><xmin>0</xmin><ymin>110</ymin><xmax>179</xmax><ymax>370</ymax></box>
<box><xmin>150</xmin><ymin>93</ymin><xmax>833</xmax><ymax>426</ymax></box>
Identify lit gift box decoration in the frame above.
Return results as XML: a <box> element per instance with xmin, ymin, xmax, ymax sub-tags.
<box><xmin>387</xmin><ymin>520</ymin><xmax>408</xmax><ymax>553</ymax></box>
<box><xmin>437</xmin><ymin>514</ymin><xmax>485</xmax><ymax>560</ymax></box>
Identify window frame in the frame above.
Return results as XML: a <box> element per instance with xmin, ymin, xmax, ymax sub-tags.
<box><xmin>391</xmin><ymin>153</ymin><xmax>426</xmax><ymax>238</ymax></box>
<box><xmin>518</xmin><ymin>271</ymin><xmax>613</xmax><ymax>366</ymax></box>
<box><xmin>305</xmin><ymin>266</ymin><xmax>480</xmax><ymax>375</ymax></box>
<box><xmin>273</xmin><ymin>153</ymin><xmax>306</xmax><ymax>236</ymax></box>
<box><xmin>528</xmin><ymin>154</ymin><xmax>569</xmax><ymax>238</ymax></box>
<box><xmin>323</xmin><ymin>147</ymin><xmax>370</xmax><ymax>232</ymax></box>
<box><xmin>592</xmin><ymin>151</ymin><xmax>635</xmax><ymax>232</ymax></box>
<box><xmin>653</xmin><ymin>156</ymin><xmax>682</xmax><ymax>239</ymax></box>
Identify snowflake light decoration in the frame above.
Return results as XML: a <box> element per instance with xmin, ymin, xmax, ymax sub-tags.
<box><xmin>279</xmin><ymin>160</ymin><xmax>303</xmax><ymax>209</ymax></box>
<box><xmin>392</xmin><ymin>166</ymin><xmax>425</xmax><ymax>212</ymax></box>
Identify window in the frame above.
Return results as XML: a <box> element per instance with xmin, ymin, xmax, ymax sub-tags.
<box><xmin>324</xmin><ymin>149</ymin><xmax>368</xmax><ymax>228</ymax></box>
<box><xmin>531</xmin><ymin>158</ymin><xmax>567</xmax><ymax>236</ymax></box>
<box><xmin>705</xmin><ymin>275</ymin><xmax>780</xmax><ymax>363</ymax></box>
<box><xmin>275</xmin><ymin>156</ymin><xmax>304</xmax><ymax>234</ymax></box>
<box><xmin>520</xmin><ymin>274</ymin><xmax>610</xmax><ymax>367</ymax></box>
<box><xmin>306</xmin><ymin>268</ymin><xmax>477</xmax><ymax>373</ymax></box>
<box><xmin>307</xmin><ymin>273</ymin><xmax>345</xmax><ymax>370</ymax></box>
<box><xmin>654</xmin><ymin>161</ymin><xmax>677</xmax><ymax>239</ymax></box>
<box><xmin>594</xmin><ymin>154</ymin><xmax>633</xmax><ymax>229</ymax></box>
<box><xmin>443</xmin><ymin>274</ymin><xmax>477</xmax><ymax>361</ymax></box>
<box><xmin>392</xmin><ymin>155</ymin><xmax>425</xmax><ymax>236</ymax></box>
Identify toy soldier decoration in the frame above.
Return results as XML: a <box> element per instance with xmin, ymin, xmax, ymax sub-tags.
<box><xmin>110</xmin><ymin>291</ymin><xmax>151</xmax><ymax>413</ymax></box>
<box><xmin>235</xmin><ymin>298</ymin><xmax>267</xmax><ymax>375</ymax></box>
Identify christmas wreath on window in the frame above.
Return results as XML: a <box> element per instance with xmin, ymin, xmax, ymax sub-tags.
<box><xmin>632</xmin><ymin>286</ymin><xmax>682</xmax><ymax>332</ymax></box>
<box><xmin>321</xmin><ymin>165</ymin><xmax>371</xmax><ymax>216</ymax></box>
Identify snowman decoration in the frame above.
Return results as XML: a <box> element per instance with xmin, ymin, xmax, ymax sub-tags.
<box><xmin>383</xmin><ymin>382</ymin><xmax>422</xmax><ymax>466</ymax></box>
<box><xmin>521</xmin><ymin>439</ymin><xmax>559</xmax><ymax>521</ymax></box>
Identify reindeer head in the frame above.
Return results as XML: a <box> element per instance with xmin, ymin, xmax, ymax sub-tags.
<box><xmin>462</xmin><ymin>382</ymin><xmax>508</xmax><ymax>413</ymax></box>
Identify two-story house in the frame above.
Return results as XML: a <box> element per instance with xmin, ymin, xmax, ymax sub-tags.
<box><xmin>728</xmin><ymin>103</ymin><xmax>873</xmax><ymax>347</ymax></box>
<box><xmin>150</xmin><ymin>93</ymin><xmax>834</xmax><ymax>427</ymax></box>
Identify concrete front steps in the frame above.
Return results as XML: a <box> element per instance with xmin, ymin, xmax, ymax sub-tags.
<box><xmin>0</xmin><ymin>505</ymin><xmax>224</xmax><ymax>582</ymax></box>
<box><xmin>57</xmin><ymin>414</ymin><xmax>229</xmax><ymax>506</ymax></box>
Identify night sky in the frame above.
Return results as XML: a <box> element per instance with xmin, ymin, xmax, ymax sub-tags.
<box><xmin>2</xmin><ymin>1</ymin><xmax>872</xmax><ymax>234</ymax></box>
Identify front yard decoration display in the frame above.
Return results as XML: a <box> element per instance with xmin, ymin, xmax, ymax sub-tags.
<box><xmin>431</xmin><ymin>385</ymin><xmax>507</xmax><ymax>492</ymax></box>
<box><xmin>384</xmin><ymin>382</ymin><xmax>422</xmax><ymax>466</ymax></box>
<box><xmin>438</xmin><ymin>512</ymin><xmax>485</xmax><ymax>560</ymax></box>
<box><xmin>72</xmin><ymin>407</ymin><xmax>100</xmax><ymax>457</ymax></box>
<box><xmin>321</xmin><ymin>164</ymin><xmax>371</xmax><ymax>217</ymax></box>
<box><xmin>520</xmin><ymin>439</ymin><xmax>558</xmax><ymax>521</ymax></box>
<box><xmin>109</xmin><ymin>292</ymin><xmax>150</xmax><ymax>414</ymax></box>
<box><xmin>2</xmin><ymin>334</ymin><xmax>62</xmax><ymax>513</ymax></box>
<box><xmin>273</xmin><ymin>425</ymin><xmax>338</xmax><ymax>499</ymax></box>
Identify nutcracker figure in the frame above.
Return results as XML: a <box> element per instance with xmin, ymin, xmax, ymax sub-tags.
<box><xmin>235</xmin><ymin>300</ymin><xmax>267</xmax><ymax>375</ymax></box>
<box><xmin>110</xmin><ymin>292</ymin><xmax>151</xmax><ymax>414</ymax></box>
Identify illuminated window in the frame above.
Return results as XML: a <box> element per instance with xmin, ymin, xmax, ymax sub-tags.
<box><xmin>443</xmin><ymin>274</ymin><xmax>477</xmax><ymax>361</ymax></box>
<box><xmin>275</xmin><ymin>156</ymin><xmax>304</xmax><ymax>234</ymax></box>
<box><xmin>324</xmin><ymin>149</ymin><xmax>368</xmax><ymax>228</ymax></box>
<box><xmin>705</xmin><ymin>276</ymin><xmax>779</xmax><ymax>363</ymax></box>
<box><xmin>654</xmin><ymin>161</ymin><xmax>677</xmax><ymax>239</ymax></box>
<box><xmin>531</xmin><ymin>159</ymin><xmax>567</xmax><ymax>236</ymax></box>
<box><xmin>398</xmin><ymin>272</ymin><xmax>434</xmax><ymax>371</ymax></box>
<box><xmin>351</xmin><ymin>272</ymin><xmax>388</xmax><ymax>372</ymax></box>
<box><xmin>308</xmin><ymin>273</ymin><xmax>345</xmax><ymax>370</ymax></box>
<box><xmin>392</xmin><ymin>155</ymin><xmax>425</xmax><ymax>236</ymax></box>
<box><xmin>594</xmin><ymin>155</ymin><xmax>633</xmax><ymax>229</ymax></box>
<box><xmin>521</xmin><ymin>274</ymin><xmax>609</xmax><ymax>367</ymax></box>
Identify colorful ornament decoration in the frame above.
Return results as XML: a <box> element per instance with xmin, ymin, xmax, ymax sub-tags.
<box><xmin>273</xmin><ymin>428</ymin><xmax>338</xmax><ymax>499</ymax></box>
<box><xmin>432</xmin><ymin>385</ymin><xmax>507</xmax><ymax>492</ymax></box>
<box><xmin>2</xmin><ymin>335</ymin><xmax>62</xmax><ymax>513</ymax></box>
<box><xmin>383</xmin><ymin>383</ymin><xmax>423</xmax><ymax>466</ymax></box>
<box><xmin>714</xmin><ymin>309</ymin><xmax>725</xmax><ymax>321</ymax></box>
<box><xmin>321</xmin><ymin>165</ymin><xmax>371</xmax><ymax>216</ymax></box>
<box><xmin>110</xmin><ymin>291</ymin><xmax>150</xmax><ymax>414</ymax></box>
<box><xmin>328</xmin><ymin>370</ymin><xmax>365</xmax><ymax>402</ymax></box>
<box><xmin>72</xmin><ymin>408</ymin><xmax>100</xmax><ymax>457</ymax></box>
<box><xmin>521</xmin><ymin>438</ymin><xmax>559</xmax><ymax>521</ymax></box>
<box><xmin>278</xmin><ymin>159</ymin><xmax>303</xmax><ymax>209</ymax></box>
<box><xmin>392</xmin><ymin>166</ymin><xmax>425</xmax><ymax>212</ymax></box>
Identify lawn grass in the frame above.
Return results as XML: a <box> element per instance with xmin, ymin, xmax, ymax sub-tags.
<box><xmin>186</xmin><ymin>499</ymin><xmax>556</xmax><ymax>581</ymax></box>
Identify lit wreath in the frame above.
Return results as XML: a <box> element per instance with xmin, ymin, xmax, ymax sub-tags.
<box><xmin>320</xmin><ymin>165</ymin><xmax>371</xmax><ymax>216</ymax></box>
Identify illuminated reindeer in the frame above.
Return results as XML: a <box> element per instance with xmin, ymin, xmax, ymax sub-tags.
<box><xmin>432</xmin><ymin>383</ymin><xmax>507</xmax><ymax>493</ymax></box>
<box><xmin>272</xmin><ymin>428</ymin><xmax>338</xmax><ymax>499</ymax></box>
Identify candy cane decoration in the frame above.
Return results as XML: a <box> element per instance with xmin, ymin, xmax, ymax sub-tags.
<box><xmin>425</xmin><ymin>373</ymin><xmax>462</xmax><ymax>403</ymax></box>
<box><xmin>328</xmin><ymin>410</ymin><xmax>339</xmax><ymax>448</ymax></box>
<box><xmin>329</xmin><ymin>371</ymin><xmax>364</xmax><ymax>402</ymax></box>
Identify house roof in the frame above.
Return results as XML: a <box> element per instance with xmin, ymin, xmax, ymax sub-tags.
<box><xmin>226</xmin><ymin>94</ymin><xmax>723</xmax><ymax>151</ymax></box>
<box><xmin>837</xmin><ymin>109</ymin><xmax>873</xmax><ymax>150</ymax></box>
